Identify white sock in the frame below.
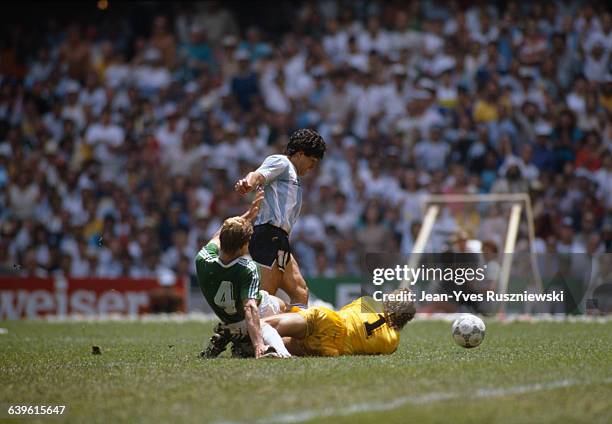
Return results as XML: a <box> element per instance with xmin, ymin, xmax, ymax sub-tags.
<box><xmin>261</xmin><ymin>324</ymin><xmax>291</xmax><ymax>358</ymax></box>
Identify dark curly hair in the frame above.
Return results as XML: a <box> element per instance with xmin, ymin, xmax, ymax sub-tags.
<box><xmin>285</xmin><ymin>128</ymin><xmax>326</xmax><ymax>159</ymax></box>
<box><xmin>383</xmin><ymin>288</ymin><xmax>416</xmax><ymax>330</ymax></box>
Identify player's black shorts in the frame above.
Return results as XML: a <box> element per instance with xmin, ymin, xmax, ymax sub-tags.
<box><xmin>249</xmin><ymin>224</ymin><xmax>291</xmax><ymax>272</ymax></box>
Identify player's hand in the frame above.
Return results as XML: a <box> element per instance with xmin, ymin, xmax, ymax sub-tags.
<box><xmin>254</xmin><ymin>343</ymin><xmax>268</xmax><ymax>359</ymax></box>
<box><xmin>241</xmin><ymin>188</ymin><xmax>264</xmax><ymax>222</ymax></box>
<box><xmin>235</xmin><ymin>178</ymin><xmax>253</xmax><ymax>195</ymax></box>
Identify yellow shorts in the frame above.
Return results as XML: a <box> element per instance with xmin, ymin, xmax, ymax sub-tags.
<box><xmin>297</xmin><ymin>307</ymin><xmax>347</xmax><ymax>357</ymax></box>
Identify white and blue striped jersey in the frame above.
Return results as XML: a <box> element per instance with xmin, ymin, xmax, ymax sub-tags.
<box><xmin>254</xmin><ymin>155</ymin><xmax>302</xmax><ymax>234</ymax></box>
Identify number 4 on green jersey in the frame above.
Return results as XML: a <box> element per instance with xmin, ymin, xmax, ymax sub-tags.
<box><xmin>195</xmin><ymin>243</ymin><xmax>261</xmax><ymax>324</ymax></box>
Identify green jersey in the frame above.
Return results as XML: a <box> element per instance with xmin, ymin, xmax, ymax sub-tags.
<box><xmin>195</xmin><ymin>243</ymin><xmax>260</xmax><ymax>324</ymax></box>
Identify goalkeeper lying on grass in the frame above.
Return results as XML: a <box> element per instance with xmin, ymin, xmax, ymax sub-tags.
<box><xmin>263</xmin><ymin>289</ymin><xmax>416</xmax><ymax>357</ymax></box>
<box><xmin>195</xmin><ymin>190</ymin><xmax>291</xmax><ymax>359</ymax></box>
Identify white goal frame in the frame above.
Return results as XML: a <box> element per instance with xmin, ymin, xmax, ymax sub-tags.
<box><xmin>401</xmin><ymin>193</ymin><xmax>544</xmax><ymax>313</ymax></box>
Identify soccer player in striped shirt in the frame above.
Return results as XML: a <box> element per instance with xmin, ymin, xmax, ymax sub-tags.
<box><xmin>235</xmin><ymin>129</ymin><xmax>326</xmax><ymax>305</ymax></box>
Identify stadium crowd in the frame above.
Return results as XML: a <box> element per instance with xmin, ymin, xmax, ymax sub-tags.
<box><xmin>1</xmin><ymin>0</ymin><xmax>611</xmax><ymax>284</ymax></box>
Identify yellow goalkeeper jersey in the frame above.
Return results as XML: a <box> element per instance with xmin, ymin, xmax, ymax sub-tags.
<box><xmin>338</xmin><ymin>297</ymin><xmax>400</xmax><ymax>355</ymax></box>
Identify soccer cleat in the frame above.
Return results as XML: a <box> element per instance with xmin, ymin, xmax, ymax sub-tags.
<box><xmin>200</xmin><ymin>324</ymin><xmax>231</xmax><ymax>358</ymax></box>
<box><xmin>258</xmin><ymin>347</ymin><xmax>282</xmax><ymax>359</ymax></box>
<box><xmin>230</xmin><ymin>336</ymin><xmax>255</xmax><ymax>358</ymax></box>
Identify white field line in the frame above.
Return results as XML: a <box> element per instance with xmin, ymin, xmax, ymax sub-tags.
<box><xmin>217</xmin><ymin>378</ymin><xmax>612</xmax><ymax>424</ymax></box>
<box><xmin>415</xmin><ymin>313</ymin><xmax>612</xmax><ymax>324</ymax></box>
<box><xmin>33</xmin><ymin>312</ymin><xmax>612</xmax><ymax>324</ymax></box>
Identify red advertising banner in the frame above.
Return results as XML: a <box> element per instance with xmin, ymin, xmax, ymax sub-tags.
<box><xmin>0</xmin><ymin>277</ymin><xmax>188</xmax><ymax>319</ymax></box>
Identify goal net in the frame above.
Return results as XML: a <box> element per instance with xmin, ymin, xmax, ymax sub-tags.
<box><xmin>398</xmin><ymin>193</ymin><xmax>597</xmax><ymax>316</ymax></box>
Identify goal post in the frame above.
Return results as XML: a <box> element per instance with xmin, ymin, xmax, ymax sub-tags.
<box><xmin>401</xmin><ymin>193</ymin><xmax>544</xmax><ymax>313</ymax></box>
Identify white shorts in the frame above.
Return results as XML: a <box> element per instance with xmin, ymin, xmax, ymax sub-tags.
<box><xmin>221</xmin><ymin>290</ymin><xmax>282</xmax><ymax>336</ymax></box>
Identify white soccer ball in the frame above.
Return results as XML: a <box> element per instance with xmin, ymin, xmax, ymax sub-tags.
<box><xmin>451</xmin><ymin>314</ymin><xmax>485</xmax><ymax>348</ymax></box>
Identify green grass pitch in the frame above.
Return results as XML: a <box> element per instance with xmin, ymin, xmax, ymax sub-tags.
<box><xmin>1</xmin><ymin>320</ymin><xmax>611</xmax><ymax>423</ymax></box>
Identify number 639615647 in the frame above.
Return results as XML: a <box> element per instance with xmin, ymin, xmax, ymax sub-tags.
<box><xmin>7</xmin><ymin>405</ymin><xmax>66</xmax><ymax>415</ymax></box>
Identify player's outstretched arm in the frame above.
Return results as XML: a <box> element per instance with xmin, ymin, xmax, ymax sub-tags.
<box><xmin>240</xmin><ymin>189</ymin><xmax>264</xmax><ymax>222</ymax></box>
<box><xmin>205</xmin><ymin>189</ymin><xmax>264</xmax><ymax>249</ymax></box>
<box><xmin>244</xmin><ymin>298</ymin><xmax>267</xmax><ymax>358</ymax></box>
<box><xmin>236</xmin><ymin>155</ymin><xmax>290</xmax><ymax>195</ymax></box>
<box><xmin>235</xmin><ymin>171</ymin><xmax>265</xmax><ymax>195</ymax></box>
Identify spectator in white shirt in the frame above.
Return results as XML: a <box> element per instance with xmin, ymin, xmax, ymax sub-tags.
<box><xmin>79</xmin><ymin>72</ymin><xmax>107</xmax><ymax>115</ymax></box>
<box><xmin>85</xmin><ymin>108</ymin><xmax>125</xmax><ymax>163</ymax></box>
<box><xmin>25</xmin><ymin>47</ymin><xmax>54</xmax><ymax>87</ymax></box>
<box><xmin>583</xmin><ymin>38</ymin><xmax>610</xmax><ymax>83</ymax></box>
<box><xmin>61</xmin><ymin>81</ymin><xmax>86</xmax><ymax>131</ymax></box>
<box><xmin>323</xmin><ymin>192</ymin><xmax>358</xmax><ymax>234</ymax></box>
<box><xmin>155</xmin><ymin>104</ymin><xmax>187</xmax><ymax>157</ymax></box>
<box><xmin>391</xmin><ymin>10</ymin><xmax>422</xmax><ymax>52</ymax></box>
<box><xmin>133</xmin><ymin>48</ymin><xmax>171</xmax><ymax>95</ymax></box>
<box><xmin>566</xmin><ymin>76</ymin><xmax>588</xmax><ymax>115</ymax></box>
<box><xmin>321</xmin><ymin>69</ymin><xmax>355</xmax><ymax>125</ymax></box>
<box><xmin>357</xmin><ymin>16</ymin><xmax>391</xmax><ymax>55</ymax></box>
<box><xmin>322</xmin><ymin>19</ymin><xmax>348</xmax><ymax>63</ymax></box>
<box><xmin>594</xmin><ymin>151</ymin><xmax>612</xmax><ymax>209</ymax></box>
<box><xmin>383</xmin><ymin>65</ymin><xmax>410</xmax><ymax>124</ymax></box>
<box><xmin>344</xmin><ymin>36</ymin><xmax>369</xmax><ymax>72</ymax></box>
<box><xmin>260</xmin><ymin>68</ymin><xmax>291</xmax><ymax>114</ymax></box>
<box><xmin>8</xmin><ymin>173</ymin><xmax>40</xmax><ymax>220</ymax></box>
<box><xmin>470</xmin><ymin>12</ymin><xmax>499</xmax><ymax>45</ymax></box>
<box><xmin>167</xmin><ymin>126</ymin><xmax>211</xmax><ymax>176</ymax></box>
<box><xmin>414</xmin><ymin>125</ymin><xmax>450</xmax><ymax>172</ymax></box>
<box><xmin>557</xmin><ymin>217</ymin><xmax>586</xmax><ymax>253</ymax></box>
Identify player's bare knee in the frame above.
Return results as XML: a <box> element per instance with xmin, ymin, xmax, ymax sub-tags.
<box><xmin>262</xmin><ymin>314</ymin><xmax>280</xmax><ymax>329</ymax></box>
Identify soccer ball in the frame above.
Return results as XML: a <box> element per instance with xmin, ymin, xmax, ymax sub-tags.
<box><xmin>451</xmin><ymin>314</ymin><xmax>485</xmax><ymax>348</ymax></box>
